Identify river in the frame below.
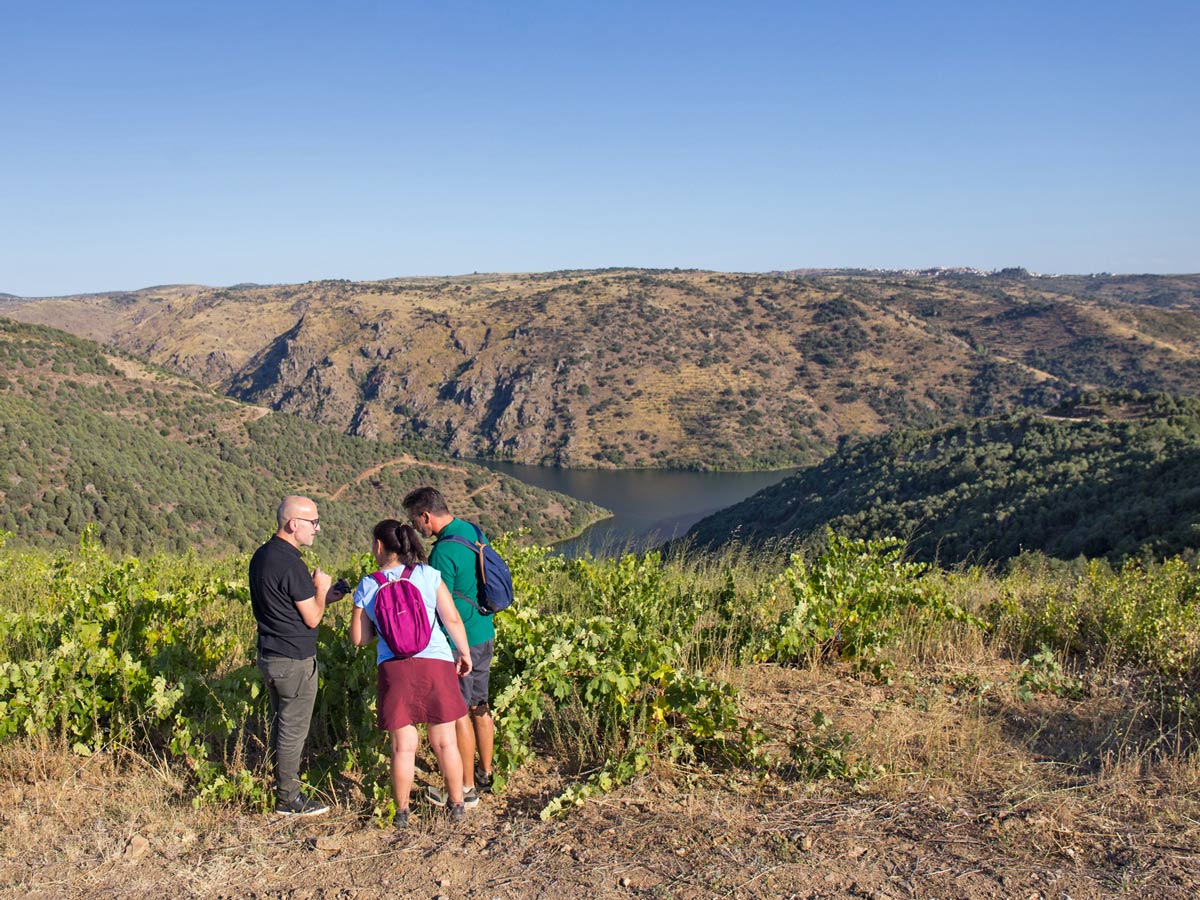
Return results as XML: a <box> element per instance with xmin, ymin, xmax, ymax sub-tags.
<box><xmin>475</xmin><ymin>461</ymin><xmax>796</xmax><ymax>557</ymax></box>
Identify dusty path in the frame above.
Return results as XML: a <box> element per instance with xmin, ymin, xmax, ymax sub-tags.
<box><xmin>328</xmin><ymin>455</ymin><xmax>501</xmax><ymax>502</ymax></box>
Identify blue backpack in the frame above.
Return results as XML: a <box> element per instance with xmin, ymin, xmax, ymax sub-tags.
<box><xmin>441</xmin><ymin>523</ymin><xmax>514</xmax><ymax>615</ymax></box>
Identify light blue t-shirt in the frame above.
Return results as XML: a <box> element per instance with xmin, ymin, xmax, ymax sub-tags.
<box><xmin>352</xmin><ymin>563</ymin><xmax>453</xmax><ymax>665</ymax></box>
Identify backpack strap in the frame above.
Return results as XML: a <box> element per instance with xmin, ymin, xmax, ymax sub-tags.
<box><xmin>438</xmin><ymin>534</ymin><xmax>488</xmax><ymax>613</ymax></box>
<box><xmin>440</xmin><ymin>523</ymin><xmax>487</xmax><ymax>549</ymax></box>
<box><xmin>372</xmin><ymin>567</ymin><xmax>414</xmax><ymax>585</ymax></box>
<box><xmin>450</xmin><ymin>590</ymin><xmax>485</xmax><ymax>613</ymax></box>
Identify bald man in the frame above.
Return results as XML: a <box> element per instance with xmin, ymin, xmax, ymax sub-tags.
<box><xmin>249</xmin><ymin>495</ymin><xmax>345</xmax><ymax>815</ymax></box>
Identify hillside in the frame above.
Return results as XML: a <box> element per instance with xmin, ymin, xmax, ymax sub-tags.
<box><xmin>681</xmin><ymin>391</ymin><xmax>1200</xmax><ymax>564</ymax></box>
<box><xmin>5</xmin><ymin>269</ymin><xmax>1200</xmax><ymax>470</ymax></box>
<box><xmin>0</xmin><ymin>319</ymin><xmax>605</xmax><ymax>558</ymax></box>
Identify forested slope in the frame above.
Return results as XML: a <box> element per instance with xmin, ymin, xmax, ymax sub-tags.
<box><xmin>0</xmin><ymin>319</ymin><xmax>605</xmax><ymax>558</ymax></box>
<box><xmin>682</xmin><ymin>391</ymin><xmax>1200</xmax><ymax>564</ymax></box>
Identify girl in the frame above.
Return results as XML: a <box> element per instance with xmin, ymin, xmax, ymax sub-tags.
<box><xmin>350</xmin><ymin>519</ymin><xmax>473</xmax><ymax>825</ymax></box>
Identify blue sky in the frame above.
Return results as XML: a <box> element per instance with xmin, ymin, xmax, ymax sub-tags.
<box><xmin>3</xmin><ymin>1</ymin><xmax>1197</xmax><ymax>296</ymax></box>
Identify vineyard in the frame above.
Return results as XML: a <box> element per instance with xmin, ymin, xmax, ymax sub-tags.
<box><xmin>3</xmin><ymin>531</ymin><xmax>1200</xmax><ymax>898</ymax></box>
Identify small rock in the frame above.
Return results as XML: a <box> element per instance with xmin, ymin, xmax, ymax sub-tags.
<box><xmin>124</xmin><ymin>834</ymin><xmax>150</xmax><ymax>864</ymax></box>
<box><xmin>619</xmin><ymin>876</ymin><xmax>632</xmax><ymax>888</ymax></box>
<box><xmin>315</xmin><ymin>835</ymin><xmax>344</xmax><ymax>852</ymax></box>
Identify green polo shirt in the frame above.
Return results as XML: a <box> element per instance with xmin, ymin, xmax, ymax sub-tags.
<box><xmin>430</xmin><ymin>518</ymin><xmax>497</xmax><ymax>647</ymax></box>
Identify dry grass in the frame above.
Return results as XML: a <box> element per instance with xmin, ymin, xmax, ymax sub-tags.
<box><xmin>5</xmin><ymin>648</ymin><xmax>1200</xmax><ymax>900</ymax></box>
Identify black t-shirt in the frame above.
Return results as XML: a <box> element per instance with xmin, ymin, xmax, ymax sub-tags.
<box><xmin>249</xmin><ymin>535</ymin><xmax>318</xmax><ymax>659</ymax></box>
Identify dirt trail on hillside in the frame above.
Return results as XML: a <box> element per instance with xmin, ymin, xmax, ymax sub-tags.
<box><xmin>328</xmin><ymin>456</ymin><xmax>500</xmax><ymax>503</ymax></box>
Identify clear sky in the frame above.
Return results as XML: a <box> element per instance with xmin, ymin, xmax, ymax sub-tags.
<box><xmin>3</xmin><ymin>0</ymin><xmax>1197</xmax><ymax>296</ymax></box>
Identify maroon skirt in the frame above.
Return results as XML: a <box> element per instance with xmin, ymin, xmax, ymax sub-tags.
<box><xmin>377</xmin><ymin>657</ymin><xmax>468</xmax><ymax>731</ymax></box>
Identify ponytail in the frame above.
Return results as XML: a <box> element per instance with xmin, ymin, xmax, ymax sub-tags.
<box><xmin>372</xmin><ymin>519</ymin><xmax>428</xmax><ymax>567</ymax></box>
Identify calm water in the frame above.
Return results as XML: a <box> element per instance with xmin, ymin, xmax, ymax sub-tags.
<box><xmin>475</xmin><ymin>461</ymin><xmax>795</xmax><ymax>557</ymax></box>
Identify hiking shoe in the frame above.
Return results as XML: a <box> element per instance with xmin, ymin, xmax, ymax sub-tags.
<box><xmin>475</xmin><ymin>766</ymin><xmax>493</xmax><ymax>793</ymax></box>
<box><xmin>425</xmin><ymin>784</ymin><xmax>448</xmax><ymax>807</ymax></box>
<box><xmin>276</xmin><ymin>794</ymin><xmax>329</xmax><ymax>816</ymax></box>
<box><xmin>426</xmin><ymin>785</ymin><xmax>480</xmax><ymax>809</ymax></box>
<box><xmin>393</xmin><ymin>808</ymin><xmax>409</xmax><ymax>829</ymax></box>
<box><xmin>448</xmin><ymin>802</ymin><xmax>465</xmax><ymax>823</ymax></box>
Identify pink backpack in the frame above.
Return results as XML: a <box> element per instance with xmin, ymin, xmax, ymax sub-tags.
<box><xmin>369</xmin><ymin>567</ymin><xmax>433</xmax><ymax>658</ymax></box>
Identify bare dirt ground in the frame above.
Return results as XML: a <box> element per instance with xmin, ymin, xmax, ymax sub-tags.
<box><xmin>3</xmin><ymin>666</ymin><xmax>1199</xmax><ymax>900</ymax></box>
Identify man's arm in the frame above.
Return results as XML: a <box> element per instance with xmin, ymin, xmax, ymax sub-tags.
<box><xmin>295</xmin><ymin>568</ymin><xmax>333</xmax><ymax>629</ymax></box>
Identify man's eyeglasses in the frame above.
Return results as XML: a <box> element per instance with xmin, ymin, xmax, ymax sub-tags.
<box><xmin>295</xmin><ymin>517</ymin><xmax>320</xmax><ymax>528</ymax></box>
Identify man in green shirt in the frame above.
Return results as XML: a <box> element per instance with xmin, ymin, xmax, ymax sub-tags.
<box><xmin>403</xmin><ymin>486</ymin><xmax>495</xmax><ymax>806</ymax></box>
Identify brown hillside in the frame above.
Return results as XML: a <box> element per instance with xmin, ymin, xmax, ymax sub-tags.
<box><xmin>7</xmin><ymin>270</ymin><xmax>1200</xmax><ymax>469</ymax></box>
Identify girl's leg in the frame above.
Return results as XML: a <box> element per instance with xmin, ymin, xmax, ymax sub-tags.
<box><xmin>428</xmin><ymin>720</ymin><xmax>464</xmax><ymax>805</ymax></box>
<box><xmin>389</xmin><ymin>725</ymin><xmax>420</xmax><ymax>810</ymax></box>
